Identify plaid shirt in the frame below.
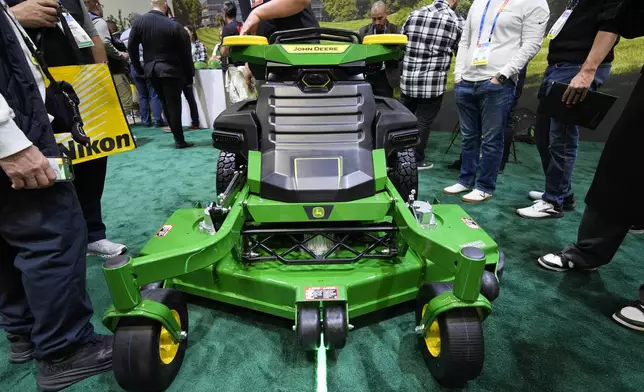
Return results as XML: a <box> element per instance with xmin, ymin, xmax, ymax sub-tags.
<box><xmin>401</xmin><ymin>0</ymin><xmax>463</xmax><ymax>98</ymax></box>
<box><xmin>192</xmin><ymin>40</ymin><xmax>207</xmax><ymax>63</ymax></box>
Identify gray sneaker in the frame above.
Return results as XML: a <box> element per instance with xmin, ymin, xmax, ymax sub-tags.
<box><xmin>417</xmin><ymin>161</ymin><xmax>434</xmax><ymax>170</ymax></box>
<box><xmin>7</xmin><ymin>334</ymin><xmax>34</xmax><ymax>364</ymax></box>
<box><xmin>87</xmin><ymin>239</ymin><xmax>127</xmax><ymax>258</ymax></box>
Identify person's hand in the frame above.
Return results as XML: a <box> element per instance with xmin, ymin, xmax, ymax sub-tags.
<box><xmin>243</xmin><ymin>63</ymin><xmax>254</xmax><ymax>90</ymax></box>
<box><xmin>240</xmin><ymin>12</ymin><xmax>260</xmax><ymax>35</ymax></box>
<box><xmin>11</xmin><ymin>0</ymin><xmax>59</xmax><ymax>29</ymax></box>
<box><xmin>490</xmin><ymin>77</ymin><xmax>500</xmax><ymax>84</ymax></box>
<box><xmin>0</xmin><ymin>146</ymin><xmax>57</xmax><ymax>190</ymax></box>
<box><xmin>562</xmin><ymin>69</ymin><xmax>595</xmax><ymax>105</ymax></box>
<box><xmin>121</xmin><ymin>52</ymin><xmax>130</xmax><ymax>61</ymax></box>
<box><xmin>455</xmin><ymin>79</ymin><xmax>461</xmax><ymax>84</ymax></box>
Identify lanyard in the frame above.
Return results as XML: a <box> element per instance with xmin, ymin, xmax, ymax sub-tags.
<box><xmin>566</xmin><ymin>0</ymin><xmax>580</xmax><ymax>10</ymax></box>
<box><xmin>373</xmin><ymin>24</ymin><xmax>387</xmax><ymax>34</ymax></box>
<box><xmin>477</xmin><ymin>0</ymin><xmax>511</xmax><ymax>45</ymax></box>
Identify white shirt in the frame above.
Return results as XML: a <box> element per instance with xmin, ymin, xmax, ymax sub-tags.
<box><xmin>0</xmin><ymin>3</ymin><xmax>48</xmax><ymax>159</ymax></box>
<box><xmin>454</xmin><ymin>0</ymin><xmax>549</xmax><ymax>82</ymax></box>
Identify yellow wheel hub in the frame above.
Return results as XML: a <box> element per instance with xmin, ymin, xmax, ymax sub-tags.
<box><xmin>422</xmin><ymin>305</ymin><xmax>441</xmax><ymax>357</ymax></box>
<box><xmin>159</xmin><ymin>310</ymin><xmax>181</xmax><ymax>365</ymax></box>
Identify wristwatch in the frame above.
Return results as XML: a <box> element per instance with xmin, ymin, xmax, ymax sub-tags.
<box><xmin>494</xmin><ymin>72</ymin><xmax>509</xmax><ymax>84</ymax></box>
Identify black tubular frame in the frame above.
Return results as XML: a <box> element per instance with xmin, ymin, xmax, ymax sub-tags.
<box><xmin>241</xmin><ymin>224</ymin><xmax>398</xmax><ymax>265</ymax></box>
<box><xmin>269</xmin><ymin>27</ymin><xmax>362</xmax><ymax>44</ymax></box>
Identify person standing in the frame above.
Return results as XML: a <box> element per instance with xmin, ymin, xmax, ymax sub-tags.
<box><xmin>537</xmin><ymin>0</ymin><xmax>644</xmax><ymax>331</ymax></box>
<box><xmin>121</xmin><ymin>14</ymin><xmax>165</xmax><ymax>128</ymax></box>
<box><xmin>358</xmin><ymin>1</ymin><xmax>400</xmax><ymax>98</ymax></box>
<box><xmin>0</xmin><ymin>2</ymin><xmax>112</xmax><ymax>390</ymax></box>
<box><xmin>400</xmin><ymin>0</ymin><xmax>463</xmax><ymax>170</ymax></box>
<box><xmin>128</xmin><ymin>0</ymin><xmax>194</xmax><ymax>149</ymax></box>
<box><xmin>517</xmin><ymin>0</ymin><xmax>620</xmax><ymax>219</ymax></box>
<box><xmin>444</xmin><ymin>0</ymin><xmax>549</xmax><ymax>203</ymax></box>
<box><xmin>220</xmin><ymin>0</ymin><xmax>242</xmax><ymax>73</ymax></box>
<box><xmin>182</xmin><ymin>25</ymin><xmax>202</xmax><ymax>130</ymax></box>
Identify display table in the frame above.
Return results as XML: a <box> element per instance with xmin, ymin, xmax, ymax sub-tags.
<box><xmin>181</xmin><ymin>69</ymin><xmax>227</xmax><ymax>129</ymax></box>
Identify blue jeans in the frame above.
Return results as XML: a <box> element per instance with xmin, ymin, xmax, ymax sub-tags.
<box><xmin>536</xmin><ymin>63</ymin><xmax>611</xmax><ymax>206</ymax></box>
<box><xmin>455</xmin><ymin>79</ymin><xmax>515</xmax><ymax>193</ymax></box>
<box><xmin>131</xmin><ymin>65</ymin><xmax>163</xmax><ymax>126</ymax></box>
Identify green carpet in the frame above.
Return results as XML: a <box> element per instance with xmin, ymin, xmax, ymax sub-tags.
<box><xmin>1</xmin><ymin>127</ymin><xmax>643</xmax><ymax>392</ymax></box>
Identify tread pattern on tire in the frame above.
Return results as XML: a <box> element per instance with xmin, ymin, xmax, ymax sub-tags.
<box><xmin>388</xmin><ymin>149</ymin><xmax>418</xmax><ymax>201</ymax></box>
<box><xmin>216</xmin><ymin>151</ymin><xmax>238</xmax><ymax>196</ymax></box>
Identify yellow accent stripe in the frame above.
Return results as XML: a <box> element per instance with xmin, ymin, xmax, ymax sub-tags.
<box><xmin>362</xmin><ymin>34</ymin><xmax>408</xmax><ymax>45</ymax></box>
<box><xmin>223</xmin><ymin>35</ymin><xmax>268</xmax><ymax>46</ymax></box>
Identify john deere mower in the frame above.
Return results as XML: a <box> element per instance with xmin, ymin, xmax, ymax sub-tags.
<box><xmin>101</xmin><ymin>28</ymin><xmax>504</xmax><ymax>391</ymax></box>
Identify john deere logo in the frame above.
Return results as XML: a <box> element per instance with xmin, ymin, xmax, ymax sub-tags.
<box><xmin>312</xmin><ymin>207</ymin><xmax>325</xmax><ymax>218</ymax></box>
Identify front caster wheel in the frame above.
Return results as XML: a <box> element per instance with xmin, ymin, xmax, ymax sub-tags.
<box><xmin>113</xmin><ymin>289</ymin><xmax>189</xmax><ymax>392</ymax></box>
<box><xmin>297</xmin><ymin>307</ymin><xmax>321</xmax><ymax>351</ymax></box>
<box><xmin>323</xmin><ymin>305</ymin><xmax>347</xmax><ymax>350</ymax></box>
<box><xmin>416</xmin><ymin>285</ymin><xmax>484</xmax><ymax>387</ymax></box>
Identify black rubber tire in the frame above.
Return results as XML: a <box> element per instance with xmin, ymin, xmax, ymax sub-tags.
<box><xmin>113</xmin><ymin>289</ymin><xmax>189</xmax><ymax>392</ymax></box>
<box><xmin>297</xmin><ymin>307</ymin><xmax>321</xmax><ymax>351</ymax></box>
<box><xmin>323</xmin><ymin>305</ymin><xmax>347</xmax><ymax>350</ymax></box>
<box><xmin>216</xmin><ymin>151</ymin><xmax>243</xmax><ymax>196</ymax></box>
<box><xmin>415</xmin><ymin>284</ymin><xmax>484</xmax><ymax>388</ymax></box>
<box><xmin>388</xmin><ymin>149</ymin><xmax>418</xmax><ymax>201</ymax></box>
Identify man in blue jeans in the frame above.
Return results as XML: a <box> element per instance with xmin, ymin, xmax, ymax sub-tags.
<box><xmin>517</xmin><ymin>0</ymin><xmax>620</xmax><ymax>219</ymax></box>
<box><xmin>444</xmin><ymin>0</ymin><xmax>549</xmax><ymax>203</ymax></box>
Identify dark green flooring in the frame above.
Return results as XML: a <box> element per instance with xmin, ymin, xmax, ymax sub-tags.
<box><xmin>1</xmin><ymin>127</ymin><xmax>643</xmax><ymax>392</ymax></box>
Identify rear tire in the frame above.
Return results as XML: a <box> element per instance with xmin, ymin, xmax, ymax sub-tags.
<box><xmin>216</xmin><ymin>151</ymin><xmax>244</xmax><ymax>196</ymax></box>
<box><xmin>388</xmin><ymin>149</ymin><xmax>418</xmax><ymax>201</ymax></box>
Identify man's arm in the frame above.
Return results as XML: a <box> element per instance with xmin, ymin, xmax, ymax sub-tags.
<box><xmin>454</xmin><ymin>11</ymin><xmax>472</xmax><ymax>82</ymax></box>
<box><xmin>90</xmin><ymin>36</ymin><xmax>108</xmax><ymax>63</ymax></box>
<box><xmin>616</xmin><ymin>0</ymin><xmax>644</xmax><ymax>39</ymax></box>
<box><xmin>94</xmin><ymin>18</ymin><xmax>127</xmax><ymax>61</ymax></box>
<box><xmin>0</xmin><ymin>94</ymin><xmax>56</xmax><ymax>190</ymax></box>
<box><xmin>127</xmin><ymin>25</ymin><xmax>143</xmax><ymax>75</ymax></box>
<box><xmin>496</xmin><ymin>2</ymin><xmax>549</xmax><ymax>82</ymax></box>
<box><xmin>240</xmin><ymin>0</ymin><xmax>311</xmax><ymax>35</ymax></box>
<box><xmin>562</xmin><ymin>0</ymin><xmax>620</xmax><ymax>104</ymax></box>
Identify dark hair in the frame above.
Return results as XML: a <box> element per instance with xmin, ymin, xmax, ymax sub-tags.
<box><xmin>186</xmin><ymin>25</ymin><xmax>198</xmax><ymax>42</ymax></box>
<box><xmin>223</xmin><ymin>0</ymin><xmax>237</xmax><ymax>19</ymax></box>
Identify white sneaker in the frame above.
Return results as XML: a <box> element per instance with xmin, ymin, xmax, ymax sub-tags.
<box><xmin>528</xmin><ymin>190</ymin><xmax>544</xmax><ymax>200</ymax></box>
<box><xmin>462</xmin><ymin>189</ymin><xmax>493</xmax><ymax>203</ymax></box>
<box><xmin>516</xmin><ymin>200</ymin><xmax>563</xmax><ymax>219</ymax></box>
<box><xmin>87</xmin><ymin>239</ymin><xmax>128</xmax><ymax>258</ymax></box>
<box><xmin>537</xmin><ymin>253</ymin><xmax>599</xmax><ymax>272</ymax></box>
<box><xmin>613</xmin><ymin>302</ymin><xmax>644</xmax><ymax>331</ymax></box>
<box><xmin>630</xmin><ymin>226</ymin><xmax>644</xmax><ymax>234</ymax></box>
<box><xmin>443</xmin><ymin>183</ymin><xmax>471</xmax><ymax>195</ymax></box>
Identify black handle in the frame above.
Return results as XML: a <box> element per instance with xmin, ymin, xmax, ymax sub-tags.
<box><xmin>269</xmin><ymin>27</ymin><xmax>361</xmax><ymax>44</ymax></box>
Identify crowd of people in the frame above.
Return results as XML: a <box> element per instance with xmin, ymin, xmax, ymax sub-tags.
<box><xmin>0</xmin><ymin>0</ymin><xmax>642</xmax><ymax>390</ymax></box>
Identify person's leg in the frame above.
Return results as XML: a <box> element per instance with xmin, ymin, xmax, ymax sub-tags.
<box><xmin>182</xmin><ymin>83</ymin><xmax>200</xmax><ymax>127</ymax></box>
<box><xmin>473</xmin><ymin>81</ymin><xmax>514</xmax><ymax>194</ymax></box>
<box><xmin>413</xmin><ymin>94</ymin><xmax>444</xmax><ymax>167</ymax></box>
<box><xmin>534</xmin><ymin>65</ymin><xmax>557</xmax><ymax>176</ymax></box>
<box><xmin>538</xmin><ymin>204</ymin><xmax>630</xmax><ymax>271</ymax></box>
<box><xmin>502</xmin><ymin>68</ymin><xmax>526</xmax><ymax>168</ymax></box>
<box><xmin>454</xmin><ymin>81</ymin><xmax>481</xmax><ymax>191</ymax></box>
<box><xmin>113</xmin><ymin>73</ymin><xmax>133</xmax><ymax>114</ymax></box>
<box><xmin>613</xmin><ymin>284</ymin><xmax>644</xmax><ymax>331</ymax></box>
<box><xmin>132</xmin><ymin>71</ymin><xmax>151</xmax><ymax>126</ymax></box>
<box><xmin>161</xmin><ymin>77</ymin><xmax>188</xmax><ymax>145</ymax></box>
<box><xmin>146</xmin><ymin>78</ymin><xmax>165</xmax><ymax>126</ymax></box>
<box><xmin>151</xmin><ymin>76</ymin><xmax>173</xmax><ymax>132</ymax></box>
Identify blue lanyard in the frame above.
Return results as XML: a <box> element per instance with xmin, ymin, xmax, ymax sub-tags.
<box><xmin>476</xmin><ymin>0</ymin><xmax>511</xmax><ymax>45</ymax></box>
<box><xmin>373</xmin><ymin>24</ymin><xmax>387</xmax><ymax>34</ymax></box>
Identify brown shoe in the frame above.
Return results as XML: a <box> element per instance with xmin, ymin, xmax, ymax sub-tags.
<box><xmin>188</xmin><ymin>124</ymin><xmax>200</xmax><ymax>130</ymax></box>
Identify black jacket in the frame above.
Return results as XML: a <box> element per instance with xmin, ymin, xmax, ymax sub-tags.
<box><xmin>128</xmin><ymin>10</ymin><xmax>193</xmax><ymax>81</ymax></box>
<box><xmin>585</xmin><ymin>0</ymin><xmax>644</xmax><ymax>225</ymax></box>
<box><xmin>359</xmin><ymin>22</ymin><xmax>401</xmax><ymax>89</ymax></box>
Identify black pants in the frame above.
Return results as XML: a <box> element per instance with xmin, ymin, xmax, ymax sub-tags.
<box><xmin>400</xmin><ymin>93</ymin><xmax>444</xmax><ymax>162</ymax></box>
<box><xmin>562</xmin><ymin>205</ymin><xmax>631</xmax><ymax>269</ymax></box>
<box><xmin>150</xmin><ymin>76</ymin><xmax>186</xmax><ymax>144</ymax></box>
<box><xmin>182</xmin><ymin>83</ymin><xmax>199</xmax><ymax>126</ymax></box>
<box><xmin>367</xmin><ymin>70</ymin><xmax>393</xmax><ymax>98</ymax></box>
<box><xmin>0</xmin><ymin>181</ymin><xmax>94</xmax><ymax>359</ymax></box>
<box><xmin>73</xmin><ymin>157</ymin><xmax>107</xmax><ymax>243</ymax></box>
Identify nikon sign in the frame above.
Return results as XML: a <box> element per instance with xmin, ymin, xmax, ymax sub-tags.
<box><xmin>51</xmin><ymin>64</ymin><xmax>136</xmax><ymax>164</ymax></box>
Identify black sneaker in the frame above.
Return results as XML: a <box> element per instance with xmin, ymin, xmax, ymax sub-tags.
<box><xmin>7</xmin><ymin>334</ymin><xmax>34</xmax><ymax>364</ymax></box>
<box><xmin>537</xmin><ymin>252</ymin><xmax>598</xmax><ymax>272</ymax></box>
<box><xmin>417</xmin><ymin>161</ymin><xmax>434</xmax><ymax>170</ymax></box>
<box><xmin>37</xmin><ymin>334</ymin><xmax>113</xmax><ymax>392</ymax></box>
<box><xmin>563</xmin><ymin>194</ymin><xmax>578</xmax><ymax>211</ymax></box>
<box><xmin>448</xmin><ymin>159</ymin><xmax>461</xmax><ymax>170</ymax></box>
<box><xmin>630</xmin><ymin>226</ymin><xmax>644</xmax><ymax>234</ymax></box>
<box><xmin>175</xmin><ymin>141</ymin><xmax>195</xmax><ymax>149</ymax></box>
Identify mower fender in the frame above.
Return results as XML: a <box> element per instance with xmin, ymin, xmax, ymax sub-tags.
<box><xmin>102</xmin><ymin>299</ymin><xmax>183</xmax><ymax>343</ymax></box>
<box><xmin>419</xmin><ymin>291</ymin><xmax>492</xmax><ymax>333</ymax></box>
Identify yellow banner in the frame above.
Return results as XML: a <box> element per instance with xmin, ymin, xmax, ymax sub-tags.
<box><xmin>50</xmin><ymin>64</ymin><xmax>135</xmax><ymax>164</ymax></box>
<box><xmin>282</xmin><ymin>44</ymin><xmax>349</xmax><ymax>54</ymax></box>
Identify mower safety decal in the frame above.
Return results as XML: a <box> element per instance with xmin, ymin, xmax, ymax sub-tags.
<box><xmin>305</xmin><ymin>286</ymin><xmax>339</xmax><ymax>301</ymax></box>
<box><xmin>156</xmin><ymin>225</ymin><xmax>174</xmax><ymax>237</ymax></box>
<box><xmin>282</xmin><ymin>44</ymin><xmax>349</xmax><ymax>54</ymax></box>
<box><xmin>461</xmin><ymin>217</ymin><xmax>480</xmax><ymax>229</ymax></box>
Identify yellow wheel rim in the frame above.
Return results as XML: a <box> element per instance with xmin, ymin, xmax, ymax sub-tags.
<box><xmin>422</xmin><ymin>305</ymin><xmax>441</xmax><ymax>357</ymax></box>
<box><xmin>159</xmin><ymin>310</ymin><xmax>181</xmax><ymax>365</ymax></box>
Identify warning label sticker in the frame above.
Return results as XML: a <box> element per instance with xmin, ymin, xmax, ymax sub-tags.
<box><xmin>461</xmin><ymin>217</ymin><xmax>480</xmax><ymax>229</ymax></box>
<box><xmin>156</xmin><ymin>224</ymin><xmax>174</xmax><ymax>237</ymax></box>
<box><xmin>304</xmin><ymin>286</ymin><xmax>339</xmax><ymax>301</ymax></box>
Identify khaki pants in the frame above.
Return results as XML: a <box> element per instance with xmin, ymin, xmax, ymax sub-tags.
<box><xmin>113</xmin><ymin>73</ymin><xmax>133</xmax><ymax>112</ymax></box>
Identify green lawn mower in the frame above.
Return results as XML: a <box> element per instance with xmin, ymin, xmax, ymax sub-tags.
<box><xmin>101</xmin><ymin>28</ymin><xmax>504</xmax><ymax>391</ymax></box>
